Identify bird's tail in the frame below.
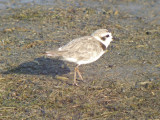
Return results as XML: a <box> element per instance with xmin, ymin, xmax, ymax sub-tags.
<box><xmin>45</xmin><ymin>50</ymin><xmax>61</xmax><ymax>57</ymax></box>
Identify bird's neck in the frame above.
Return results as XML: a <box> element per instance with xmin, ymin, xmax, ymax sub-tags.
<box><xmin>93</xmin><ymin>36</ymin><xmax>111</xmax><ymax>48</ymax></box>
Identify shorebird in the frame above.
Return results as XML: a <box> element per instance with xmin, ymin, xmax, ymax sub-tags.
<box><xmin>46</xmin><ymin>29</ymin><xmax>113</xmax><ymax>85</ymax></box>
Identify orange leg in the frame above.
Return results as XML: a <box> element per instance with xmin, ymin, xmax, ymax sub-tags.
<box><xmin>73</xmin><ymin>65</ymin><xmax>84</xmax><ymax>86</ymax></box>
<box><xmin>76</xmin><ymin>66</ymin><xmax>83</xmax><ymax>81</ymax></box>
<box><xmin>74</xmin><ymin>66</ymin><xmax>78</xmax><ymax>86</ymax></box>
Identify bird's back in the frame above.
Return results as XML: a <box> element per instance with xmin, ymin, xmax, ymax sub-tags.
<box><xmin>58</xmin><ymin>36</ymin><xmax>105</xmax><ymax>65</ymax></box>
<box><xmin>58</xmin><ymin>36</ymin><xmax>92</xmax><ymax>51</ymax></box>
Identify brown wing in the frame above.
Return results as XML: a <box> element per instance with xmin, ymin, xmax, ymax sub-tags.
<box><xmin>61</xmin><ymin>36</ymin><xmax>103</xmax><ymax>61</ymax></box>
<box><xmin>59</xmin><ymin>36</ymin><xmax>92</xmax><ymax>51</ymax></box>
<box><xmin>46</xmin><ymin>36</ymin><xmax>91</xmax><ymax>57</ymax></box>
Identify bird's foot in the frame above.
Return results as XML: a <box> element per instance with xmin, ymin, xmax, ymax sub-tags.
<box><xmin>73</xmin><ymin>82</ymin><xmax>79</xmax><ymax>86</ymax></box>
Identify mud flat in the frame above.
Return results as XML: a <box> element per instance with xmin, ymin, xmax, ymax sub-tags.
<box><xmin>0</xmin><ymin>0</ymin><xmax>160</xmax><ymax>119</ymax></box>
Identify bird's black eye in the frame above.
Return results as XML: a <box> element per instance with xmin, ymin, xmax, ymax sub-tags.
<box><xmin>106</xmin><ymin>35</ymin><xmax>109</xmax><ymax>38</ymax></box>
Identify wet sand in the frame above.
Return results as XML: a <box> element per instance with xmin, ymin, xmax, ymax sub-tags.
<box><xmin>0</xmin><ymin>0</ymin><xmax>160</xmax><ymax>119</ymax></box>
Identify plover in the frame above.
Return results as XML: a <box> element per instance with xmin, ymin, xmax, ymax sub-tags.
<box><xmin>46</xmin><ymin>29</ymin><xmax>113</xmax><ymax>85</ymax></box>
